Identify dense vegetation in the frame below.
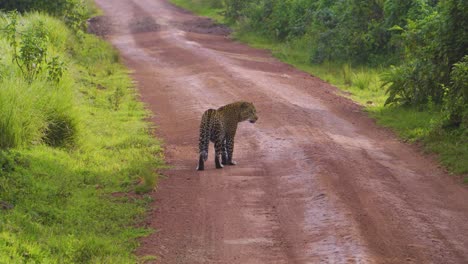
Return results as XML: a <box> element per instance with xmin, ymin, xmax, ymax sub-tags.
<box><xmin>0</xmin><ymin>0</ymin><xmax>90</xmax><ymax>31</ymax></box>
<box><xmin>171</xmin><ymin>0</ymin><xmax>467</xmax><ymax>176</ymax></box>
<box><xmin>0</xmin><ymin>1</ymin><xmax>161</xmax><ymax>262</ymax></box>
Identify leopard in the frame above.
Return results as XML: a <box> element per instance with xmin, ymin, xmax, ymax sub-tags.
<box><xmin>197</xmin><ymin>101</ymin><xmax>258</xmax><ymax>171</ymax></box>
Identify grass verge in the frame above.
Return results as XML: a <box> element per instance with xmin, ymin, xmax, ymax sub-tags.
<box><xmin>169</xmin><ymin>0</ymin><xmax>224</xmax><ymax>23</ymax></box>
<box><xmin>168</xmin><ymin>0</ymin><xmax>467</xmax><ymax>179</ymax></box>
<box><xmin>0</xmin><ymin>12</ymin><xmax>163</xmax><ymax>263</ymax></box>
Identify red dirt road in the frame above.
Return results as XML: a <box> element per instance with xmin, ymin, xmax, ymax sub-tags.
<box><xmin>93</xmin><ymin>0</ymin><xmax>468</xmax><ymax>263</ymax></box>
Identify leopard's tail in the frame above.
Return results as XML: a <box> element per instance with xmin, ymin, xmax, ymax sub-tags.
<box><xmin>197</xmin><ymin>109</ymin><xmax>215</xmax><ymax>170</ymax></box>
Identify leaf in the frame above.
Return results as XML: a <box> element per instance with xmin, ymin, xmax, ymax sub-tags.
<box><xmin>388</xmin><ymin>25</ymin><xmax>404</xmax><ymax>31</ymax></box>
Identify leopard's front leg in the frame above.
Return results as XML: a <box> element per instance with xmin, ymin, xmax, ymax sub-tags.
<box><xmin>221</xmin><ymin>138</ymin><xmax>229</xmax><ymax>165</ymax></box>
<box><xmin>223</xmin><ymin>136</ymin><xmax>237</xmax><ymax>165</ymax></box>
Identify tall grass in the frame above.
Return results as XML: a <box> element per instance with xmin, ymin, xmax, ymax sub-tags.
<box><xmin>0</xmin><ymin>12</ymin><xmax>163</xmax><ymax>262</ymax></box>
<box><xmin>0</xmin><ymin>12</ymin><xmax>78</xmax><ymax>149</ymax></box>
<box><xmin>0</xmin><ymin>79</ymin><xmax>45</xmax><ymax>148</ymax></box>
<box><xmin>352</xmin><ymin>71</ymin><xmax>372</xmax><ymax>90</ymax></box>
<box><xmin>342</xmin><ymin>63</ymin><xmax>352</xmax><ymax>86</ymax></box>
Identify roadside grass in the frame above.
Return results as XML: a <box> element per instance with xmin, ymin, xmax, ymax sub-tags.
<box><xmin>167</xmin><ymin>1</ymin><xmax>468</xmax><ymax>178</ymax></box>
<box><xmin>371</xmin><ymin>106</ymin><xmax>468</xmax><ymax>175</ymax></box>
<box><xmin>425</xmin><ymin>128</ymin><xmax>467</xmax><ymax>176</ymax></box>
<box><xmin>169</xmin><ymin>0</ymin><xmax>224</xmax><ymax>23</ymax></box>
<box><xmin>0</xmin><ymin>12</ymin><xmax>163</xmax><ymax>263</ymax></box>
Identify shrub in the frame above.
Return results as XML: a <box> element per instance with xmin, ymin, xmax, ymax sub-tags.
<box><xmin>383</xmin><ymin>0</ymin><xmax>468</xmax><ymax>125</ymax></box>
<box><xmin>3</xmin><ymin>11</ymin><xmax>68</xmax><ymax>84</ymax></box>
<box><xmin>0</xmin><ymin>0</ymin><xmax>89</xmax><ymax>32</ymax></box>
<box><xmin>445</xmin><ymin>55</ymin><xmax>468</xmax><ymax>127</ymax></box>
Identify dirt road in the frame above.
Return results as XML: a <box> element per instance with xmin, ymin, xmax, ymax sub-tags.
<box><xmin>92</xmin><ymin>0</ymin><xmax>468</xmax><ymax>263</ymax></box>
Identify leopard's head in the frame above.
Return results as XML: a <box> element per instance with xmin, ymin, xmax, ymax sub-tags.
<box><xmin>239</xmin><ymin>102</ymin><xmax>258</xmax><ymax>123</ymax></box>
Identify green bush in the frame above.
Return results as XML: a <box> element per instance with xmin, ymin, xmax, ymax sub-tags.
<box><xmin>3</xmin><ymin>11</ymin><xmax>69</xmax><ymax>83</ymax></box>
<box><xmin>0</xmin><ymin>0</ymin><xmax>90</xmax><ymax>31</ymax></box>
<box><xmin>445</xmin><ymin>55</ymin><xmax>468</xmax><ymax>127</ymax></box>
<box><xmin>0</xmin><ymin>0</ymin><xmax>79</xmax><ymax>17</ymax></box>
<box><xmin>383</xmin><ymin>0</ymin><xmax>467</xmax><ymax>126</ymax></box>
<box><xmin>0</xmin><ymin>12</ymin><xmax>78</xmax><ymax>149</ymax></box>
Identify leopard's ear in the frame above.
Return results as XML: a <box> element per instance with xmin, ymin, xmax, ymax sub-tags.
<box><xmin>240</xmin><ymin>102</ymin><xmax>249</xmax><ymax>108</ymax></box>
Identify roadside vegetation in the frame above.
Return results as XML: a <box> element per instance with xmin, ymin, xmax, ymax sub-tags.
<box><xmin>0</xmin><ymin>0</ymin><xmax>162</xmax><ymax>262</ymax></box>
<box><xmin>169</xmin><ymin>0</ymin><xmax>467</xmax><ymax>178</ymax></box>
<box><xmin>171</xmin><ymin>0</ymin><xmax>225</xmax><ymax>21</ymax></box>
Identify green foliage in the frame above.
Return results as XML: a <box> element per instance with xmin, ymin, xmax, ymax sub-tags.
<box><xmin>342</xmin><ymin>63</ymin><xmax>353</xmax><ymax>86</ymax></box>
<box><xmin>224</xmin><ymin>0</ymin><xmax>400</xmax><ymax>64</ymax></box>
<box><xmin>0</xmin><ymin>150</ymin><xmax>25</xmax><ymax>175</ymax></box>
<box><xmin>1</xmin><ymin>0</ymin><xmax>71</xmax><ymax>15</ymax></box>
<box><xmin>47</xmin><ymin>56</ymin><xmax>67</xmax><ymax>83</ymax></box>
<box><xmin>170</xmin><ymin>0</ymin><xmax>225</xmax><ymax>22</ymax></box>
<box><xmin>62</xmin><ymin>0</ymin><xmax>90</xmax><ymax>33</ymax></box>
<box><xmin>370</xmin><ymin>105</ymin><xmax>467</xmax><ymax>174</ymax></box>
<box><xmin>224</xmin><ymin>0</ymin><xmax>250</xmax><ymax>22</ymax></box>
<box><xmin>0</xmin><ymin>0</ymin><xmax>90</xmax><ymax>32</ymax></box>
<box><xmin>0</xmin><ymin>78</ymin><xmax>46</xmax><ymax>148</ymax></box>
<box><xmin>381</xmin><ymin>64</ymin><xmax>414</xmax><ymax>106</ymax></box>
<box><xmin>383</xmin><ymin>0</ymin><xmax>467</xmax><ymax>126</ymax></box>
<box><xmin>352</xmin><ymin>71</ymin><xmax>373</xmax><ymax>90</ymax></box>
<box><xmin>0</xmin><ymin>146</ymin><xmax>157</xmax><ymax>263</ymax></box>
<box><xmin>3</xmin><ymin>11</ymin><xmax>67</xmax><ymax>83</ymax></box>
<box><xmin>0</xmin><ymin>13</ymin><xmax>75</xmax><ymax>149</ymax></box>
<box><xmin>427</xmin><ymin>126</ymin><xmax>468</xmax><ymax>174</ymax></box>
<box><xmin>445</xmin><ymin>55</ymin><xmax>468</xmax><ymax>127</ymax></box>
<box><xmin>204</xmin><ymin>0</ymin><xmax>224</xmax><ymax>8</ymax></box>
<box><xmin>108</xmin><ymin>85</ymin><xmax>125</xmax><ymax>111</ymax></box>
<box><xmin>0</xmin><ymin>11</ymin><xmax>162</xmax><ymax>262</ymax></box>
<box><xmin>371</xmin><ymin>106</ymin><xmax>439</xmax><ymax>142</ymax></box>
<box><xmin>16</xmin><ymin>21</ymin><xmax>48</xmax><ymax>82</ymax></box>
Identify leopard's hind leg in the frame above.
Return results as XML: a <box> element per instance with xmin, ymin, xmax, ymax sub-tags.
<box><xmin>197</xmin><ymin>109</ymin><xmax>214</xmax><ymax>171</ymax></box>
<box><xmin>214</xmin><ymin>139</ymin><xmax>224</xmax><ymax>169</ymax></box>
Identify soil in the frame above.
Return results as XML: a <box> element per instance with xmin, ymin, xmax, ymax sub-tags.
<box><xmin>92</xmin><ymin>0</ymin><xmax>468</xmax><ymax>263</ymax></box>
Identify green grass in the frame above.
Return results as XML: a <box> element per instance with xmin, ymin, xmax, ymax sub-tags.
<box><xmin>426</xmin><ymin>130</ymin><xmax>468</xmax><ymax>176</ymax></box>
<box><xmin>167</xmin><ymin>1</ymin><xmax>468</xmax><ymax>178</ymax></box>
<box><xmin>371</xmin><ymin>106</ymin><xmax>467</xmax><ymax>175</ymax></box>
<box><xmin>0</xmin><ymin>12</ymin><xmax>163</xmax><ymax>263</ymax></box>
<box><xmin>169</xmin><ymin>0</ymin><xmax>224</xmax><ymax>23</ymax></box>
<box><xmin>370</xmin><ymin>107</ymin><xmax>440</xmax><ymax>142</ymax></box>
